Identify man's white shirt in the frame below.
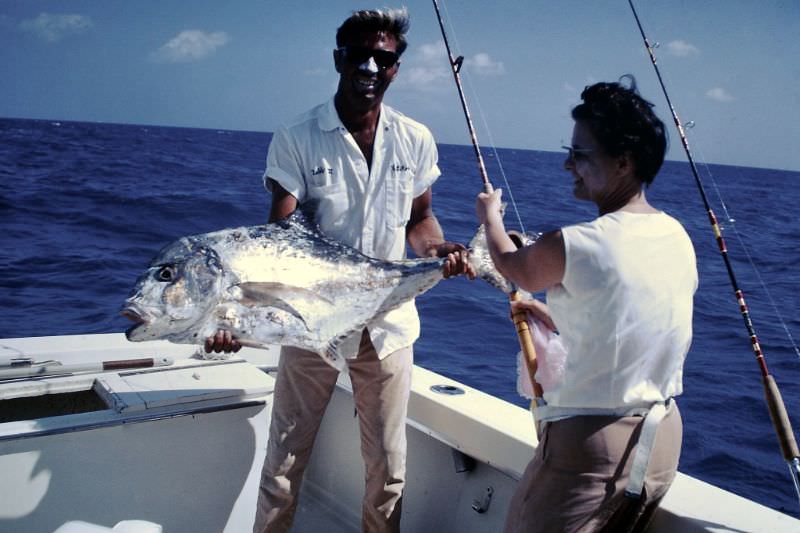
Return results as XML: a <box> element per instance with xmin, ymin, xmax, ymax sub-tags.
<box><xmin>265</xmin><ymin>97</ymin><xmax>441</xmax><ymax>359</ymax></box>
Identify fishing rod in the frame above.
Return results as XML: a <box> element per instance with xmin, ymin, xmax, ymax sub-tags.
<box><xmin>627</xmin><ymin>0</ymin><xmax>800</xmax><ymax>504</ymax></box>
<box><xmin>431</xmin><ymin>0</ymin><xmax>492</xmax><ymax>195</ymax></box>
<box><xmin>431</xmin><ymin>0</ymin><xmax>544</xmax><ymax>408</ymax></box>
<box><xmin>0</xmin><ymin>356</ymin><xmax>174</xmax><ymax>380</ymax></box>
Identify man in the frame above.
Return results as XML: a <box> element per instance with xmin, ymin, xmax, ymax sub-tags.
<box><xmin>208</xmin><ymin>8</ymin><xmax>472</xmax><ymax>532</ymax></box>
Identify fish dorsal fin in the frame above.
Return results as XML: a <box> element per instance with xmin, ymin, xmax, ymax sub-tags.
<box><xmin>237</xmin><ymin>281</ymin><xmax>334</xmax><ymax>330</ymax></box>
<box><xmin>284</xmin><ymin>201</ymin><xmax>321</xmax><ymax>233</ymax></box>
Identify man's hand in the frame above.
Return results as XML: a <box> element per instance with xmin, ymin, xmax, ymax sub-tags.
<box><xmin>427</xmin><ymin>242</ymin><xmax>476</xmax><ymax>279</ymax></box>
<box><xmin>204</xmin><ymin>329</ymin><xmax>242</xmax><ymax>354</ymax></box>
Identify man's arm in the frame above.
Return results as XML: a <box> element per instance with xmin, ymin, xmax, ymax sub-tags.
<box><xmin>268</xmin><ymin>179</ymin><xmax>298</xmax><ymax>222</ymax></box>
<box><xmin>406</xmin><ymin>188</ymin><xmax>474</xmax><ymax>279</ymax></box>
<box><xmin>406</xmin><ymin>188</ymin><xmax>444</xmax><ymax>257</ymax></box>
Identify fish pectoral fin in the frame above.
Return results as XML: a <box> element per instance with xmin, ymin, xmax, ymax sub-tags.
<box><xmin>237</xmin><ymin>281</ymin><xmax>334</xmax><ymax>306</ymax></box>
<box><xmin>236</xmin><ymin>282</ymin><xmax>333</xmax><ymax>329</ymax></box>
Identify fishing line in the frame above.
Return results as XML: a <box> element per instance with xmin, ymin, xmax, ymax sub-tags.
<box><xmin>431</xmin><ymin>0</ymin><xmax>545</xmax><ymax>409</ymax></box>
<box><xmin>438</xmin><ymin>0</ymin><xmax>527</xmax><ymax>235</ymax></box>
<box><xmin>628</xmin><ymin>0</ymin><xmax>800</xmax><ymax>506</ymax></box>
<box><xmin>688</xmin><ymin>129</ymin><xmax>800</xmax><ymax>360</ymax></box>
<box><xmin>470</xmin><ymin>88</ymin><xmax>527</xmax><ymax>235</ymax></box>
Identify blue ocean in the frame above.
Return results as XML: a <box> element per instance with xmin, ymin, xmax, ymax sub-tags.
<box><xmin>2</xmin><ymin>117</ymin><xmax>799</xmax><ymax>519</ymax></box>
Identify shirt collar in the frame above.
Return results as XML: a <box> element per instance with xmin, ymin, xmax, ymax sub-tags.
<box><xmin>318</xmin><ymin>97</ymin><xmax>343</xmax><ymax>132</ymax></box>
<box><xmin>318</xmin><ymin>97</ymin><xmax>391</xmax><ymax>134</ymax></box>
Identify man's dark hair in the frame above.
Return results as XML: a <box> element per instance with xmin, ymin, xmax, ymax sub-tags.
<box><xmin>571</xmin><ymin>75</ymin><xmax>667</xmax><ymax>185</ymax></box>
<box><xmin>336</xmin><ymin>8</ymin><xmax>410</xmax><ymax>56</ymax></box>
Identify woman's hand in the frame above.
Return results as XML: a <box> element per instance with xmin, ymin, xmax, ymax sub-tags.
<box><xmin>476</xmin><ymin>188</ymin><xmax>503</xmax><ymax>225</ymax></box>
<box><xmin>510</xmin><ymin>298</ymin><xmax>557</xmax><ymax>331</ymax></box>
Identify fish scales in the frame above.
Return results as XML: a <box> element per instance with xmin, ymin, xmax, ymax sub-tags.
<box><xmin>123</xmin><ymin>209</ymin><xmax>451</xmax><ymax>369</ymax></box>
<box><xmin>123</xmin><ymin>207</ymin><xmax>524</xmax><ymax>369</ymax></box>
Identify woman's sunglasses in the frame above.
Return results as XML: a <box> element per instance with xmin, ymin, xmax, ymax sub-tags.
<box><xmin>562</xmin><ymin>145</ymin><xmax>595</xmax><ymax>160</ymax></box>
<box><xmin>338</xmin><ymin>46</ymin><xmax>400</xmax><ymax>70</ymax></box>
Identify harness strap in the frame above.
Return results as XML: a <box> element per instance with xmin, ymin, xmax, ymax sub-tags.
<box><xmin>625</xmin><ymin>399</ymin><xmax>670</xmax><ymax>499</ymax></box>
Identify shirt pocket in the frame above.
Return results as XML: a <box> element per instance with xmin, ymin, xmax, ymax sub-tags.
<box><xmin>306</xmin><ymin>181</ymin><xmax>349</xmax><ymax>234</ymax></box>
<box><xmin>384</xmin><ymin>172</ymin><xmax>414</xmax><ymax>230</ymax></box>
<box><xmin>306</xmin><ymin>159</ymin><xmax>337</xmax><ymax>187</ymax></box>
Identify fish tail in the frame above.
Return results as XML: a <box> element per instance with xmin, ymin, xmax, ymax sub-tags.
<box><xmin>467</xmin><ymin>224</ymin><xmax>537</xmax><ymax>294</ymax></box>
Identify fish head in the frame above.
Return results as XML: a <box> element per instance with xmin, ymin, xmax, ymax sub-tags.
<box><xmin>122</xmin><ymin>237</ymin><xmax>224</xmax><ymax>342</ymax></box>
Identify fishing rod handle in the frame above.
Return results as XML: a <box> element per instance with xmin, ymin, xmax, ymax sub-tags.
<box><xmin>763</xmin><ymin>374</ymin><xmax>800</xmax><ymax>461</ymax></box>
<box><xmin>103</xmin><ymin>357</ymin><xmax>172</xmax><ymax>370</ymax></box>
<box><xmin>509</xmin><ymin>291</ymin><xmax>543</xmax><ymax>399</ymax></box>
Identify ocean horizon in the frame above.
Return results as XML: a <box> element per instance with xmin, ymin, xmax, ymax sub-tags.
<box><xmin>2</xmin><ymin>117</ymin><xmax>799</xmax><ymax>518</ymax></box>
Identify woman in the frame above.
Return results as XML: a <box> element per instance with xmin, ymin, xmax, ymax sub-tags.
<box><xmin>476</xmin><ymin>77</ymin><xmax>698</xmax><ymax>532</ymax></box>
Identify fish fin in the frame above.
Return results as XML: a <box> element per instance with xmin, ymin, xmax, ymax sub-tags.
<box><xmin>238</xmin><ymin>281</ymin><xmax>334</xmax><ymax>306</ymax></box>
<box><xmin>323</xmin><ymin>342</ymin><xmax>347</xmax><ymax>372</ymax></box>
<box><xmin>467</xmin><ymin>223</ymin><xmax>538</xmax><ymax>293</ymax></box>
<box><xmin>237</xmin><ymin>281</ymin><xmax>334</xmax><ymax>329</ymax></box>
<box><xmin>283</xmin><ymin>201</ymin><xmax>321</xmax><ymax>232</ymax></box>
<box><xmin>323</xmin><ymin>328</ymin><xmax>364</xmax><ymax>372</ymax></box>
<box><xmin>280</xmin><ymin>202</ymin><xmax>380</xmax><ymax>265</ymax></box>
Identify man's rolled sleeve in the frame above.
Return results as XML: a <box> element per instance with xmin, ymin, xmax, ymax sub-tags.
<box><xmin>413</xmin><ymin>126</ymin><xmax>441</xmax><ymax>197</ymax></box>
<box><xmin>264</xmin><ymin>126</ymin><xmax>306</xmax><ymax>201</ymax></box>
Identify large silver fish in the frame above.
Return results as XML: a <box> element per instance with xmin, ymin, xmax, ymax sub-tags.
<box><xmin>122</xmin><ymin>208</ymin><xmax>511</xmax><ymax>370</ymax></box>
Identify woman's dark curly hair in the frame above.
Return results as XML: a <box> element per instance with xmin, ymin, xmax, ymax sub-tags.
<box><xmin>571</xmin><ymin>75</ymin><xmax>667</xmax><ymax>185</ymax></box>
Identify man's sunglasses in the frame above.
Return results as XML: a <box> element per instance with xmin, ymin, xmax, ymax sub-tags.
<box><xmin>338</xmin><ymin>46</ymin><xmax>400</xmax><ymax>70</ymax></box>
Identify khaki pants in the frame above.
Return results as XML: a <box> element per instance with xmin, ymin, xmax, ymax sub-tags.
<box><xmin>504</xmin><ymin>403</ymin><xmax>682</xmax><ymax>533</ymax></box>
<box><xmin>253</xmin><ymin>331</ymin><xmax>412</xmax><ymax>533</ymax></box>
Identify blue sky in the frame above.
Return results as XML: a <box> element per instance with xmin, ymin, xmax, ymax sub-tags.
<box><xmin>2</xmin><ymin>0</ymin><xmax>798</xmax><ymax>171</ymax></box>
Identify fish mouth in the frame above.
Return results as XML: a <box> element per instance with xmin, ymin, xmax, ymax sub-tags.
<box><xmin>121</xmin><ymin>306</ymin><xmax>148</xmax><ymax>339</ymax></box>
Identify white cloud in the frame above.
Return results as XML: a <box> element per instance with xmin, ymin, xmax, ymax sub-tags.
<box><xmin>404</xmin><ymin>65</ymin><xmax>450</xmax><ymax>86</ymax></box>
<box><xmin>666</xmin><ymin>40</ymin><xmax>699</xmax><ymax>57</ymax></box>
<box><xmin>153</xmin><ymin>30</ymin><xmax>229</xmax><ymax>63</ymax></box>
<box><xmin>465</xmin><ymin>52</ymin><xmax>505</xmax><ymax>76</ymax></box>
<box><xmin>396</xmin><ymin>41</ymin><xmax>504</xmax><ymax>92</ymax></box>
<box><xmin>20</xmin><ymin>13</ymin><xmax>92</xmax><ymax>42</ymax></box>
<box><xmin>398</xmin><ymin>41</ymin><xmax>451</xmax><ymax>91</ymax></box>
<box><xmin>418</xmin><ymin>41</ymin><xmax>446</xmax><ymax>63</ymax></box>
<box><xmin>706</xmin><ymin>87</ymin><xmax>736</xmax><ymax>102</ymax></box>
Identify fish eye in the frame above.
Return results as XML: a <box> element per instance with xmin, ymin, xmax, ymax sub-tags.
<box><xmin>155</xmin><ymin>265</ymin><xmax>176</xmax><ymax>282</ymax></box>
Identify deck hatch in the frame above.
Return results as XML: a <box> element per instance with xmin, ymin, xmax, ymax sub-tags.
<box><xmin>96</xmin><ymin>359</ymin><xmax>272</xmax><ymax>413</ymax></box>
<box><xmin>0</xmin><ymin>389</ymin><xmax>107</xmax><ymax>423</ymax></box>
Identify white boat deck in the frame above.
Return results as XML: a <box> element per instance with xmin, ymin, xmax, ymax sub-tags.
<box><xmin>0</xmin><ymin>334</ymin><xmax>797</xmax><ymax>532</ymax></box>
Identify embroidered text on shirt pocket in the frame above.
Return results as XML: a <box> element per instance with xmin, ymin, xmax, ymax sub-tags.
<box><xmin>307</xmin><ymin>159</ymin><xmax>336</xmax><ymax>187</ymax></box>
